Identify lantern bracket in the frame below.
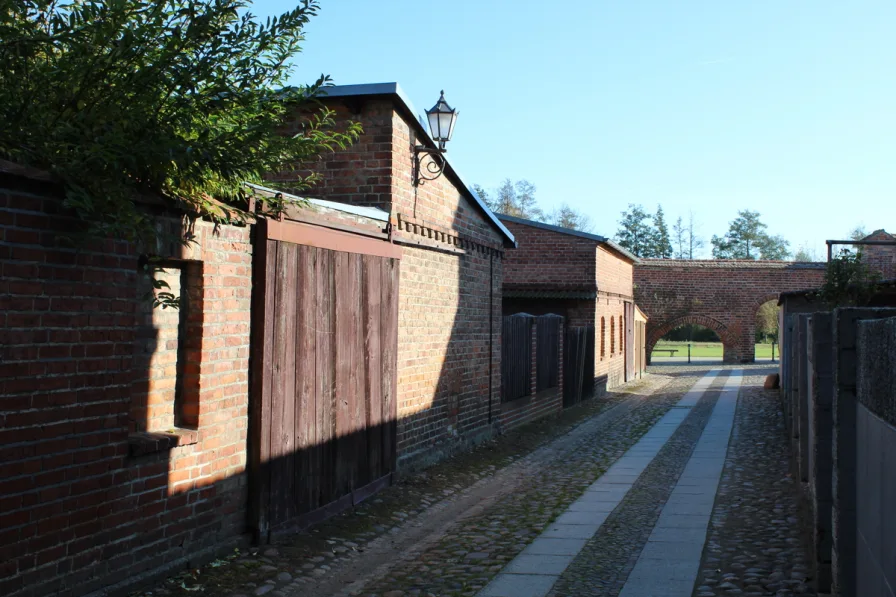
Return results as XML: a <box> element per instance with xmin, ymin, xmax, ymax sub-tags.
<box><xmin>413</xmin><ymin>145</ymin><xmax>446</xmax><ymax>187</ymax></box>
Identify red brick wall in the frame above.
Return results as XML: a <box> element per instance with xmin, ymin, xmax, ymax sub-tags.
<box><xmin>861</xmin><ymin>230</ymin><xmax>896</xmax><ymax>280</ymax></box>
<box><xmin>501</xmin><ymin>220</ymin><xmax>597</xmax><ymax>290</ymax></box>
<box><xmin>634</xmin><ymin>259</ymin><xmax>826</xmax><ymax>363</ymax></box>
<box><xmin>500</xmin><ymin>221</ymin><xmax>636</xmax><ymax>391</ymax></box>
<box><xmin>278</xmin><ymin>95</ymin><xmax>509</xmax><ymax>470</ymax></box>
<box><xmin>0</xmin><ymin>174</ymin><xmax>252</xmax><ymax>597</ymax></box>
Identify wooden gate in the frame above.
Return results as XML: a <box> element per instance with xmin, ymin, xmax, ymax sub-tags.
<box><xmin>563</xmin><ymin>325</ymin><xmax>594</xmax><ymax>407</ymax></box>
<box><xmin>249</xmin><ymin>216</ymin><xmax>401</xmax><ymax>541</ymax></box>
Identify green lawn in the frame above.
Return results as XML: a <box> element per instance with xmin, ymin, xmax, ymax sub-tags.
<box><xmin>653</xmin><ymin>340</ymin><xmax>778</xmax><ymax>359</ymax></box>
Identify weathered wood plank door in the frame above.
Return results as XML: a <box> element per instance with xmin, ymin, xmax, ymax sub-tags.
<box><xmin>249</xmin><ymin>218</ymin><xmax>400</xmax><ymax>541</ymax></box>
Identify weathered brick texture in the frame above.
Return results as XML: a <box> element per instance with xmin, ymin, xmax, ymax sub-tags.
<box><xmin>634</xmin><ymin>259</ymin><xmax>826</xmax><ymax>363</ymax></box>
<box><xmin>275</xmin><ymin>92</ymin><xmax>511</xmax><ymax>470</ymax></box>
<box><xmin>0</xmin><ymin>172</ymin><xmax>252</xmax><ymax>597</ymax></box>
<box><xmin>860</xmin><ymin>229</ymin><xmax>896</xmax><ymax>280</ymax></box>
<box><xmin>499</xmin><ymin>218</ymin><xmax>636</xmax><ymax>392</ymax></box>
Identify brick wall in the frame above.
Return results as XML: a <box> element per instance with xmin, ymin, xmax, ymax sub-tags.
<box><xmin>276</xmin><ymin>94</ymin><xmax>509</xmax><ymax>471</ymax></box>
<box><xmin>500</xmin><ymin>220</ymin><xmax>637</xmax><ymax>392</ymax></box>
<box><xmin>595</xmin><ymin>246</ymin><xmax>634</xmax><ymax>389</ymax></box>
<box><xmin>0</xmin><ymin>172</ymin><xmax>253</xmax><ymax>597</ymax></box>
<box><xmin>861</xmin><ymin>229</ymin><xmax>896</xmax><ymax>280</ymax></box>
<box><xmin>500</xmin><ymin>220</ymin><xmax>597</xmax><ymax>290</ymax></box>
<box><xmin>635</xmin><ymin>259</ymin><xmax>826</xmax><ymax>363</ymax></box>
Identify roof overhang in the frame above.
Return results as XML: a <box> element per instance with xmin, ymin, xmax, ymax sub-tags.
<box><xmin>321</xmin><ymin>83</ymin><xmax>516</xmax><ymax>248</ymax></box>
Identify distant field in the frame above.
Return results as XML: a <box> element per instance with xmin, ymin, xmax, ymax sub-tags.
<box><xmin>653</xmin><ymin>341</ymin><xmax>778</xmax><ymax>359</ymax></box>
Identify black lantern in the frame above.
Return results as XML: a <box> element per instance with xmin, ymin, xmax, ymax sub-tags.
<box><xmin>414</xmin><ymin>91</ymin><xmax>459</xmax><ymax>186</ymax></box>
<box><xmin>425</xmin><ymin>91</ymin><xmax>458</xmax><ymax>150</ymax></box>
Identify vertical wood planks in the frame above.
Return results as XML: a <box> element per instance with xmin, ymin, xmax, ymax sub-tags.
<box><xmin>381</xmin><ymin>258</ymin><xmax>399</xmax><ymax>473</ymax></box>
<box><xmin>363</xmin><ymin>255</ymin><xmax>383</xmax><ymax>482</ymax></box>
<box><xmin>314</xmin><ymin>248</ymin><xmax>335</xmax><ymax>512</ymax></box>
<box><xmin>295</xmin><ymin>245</ymin><xmax>317</xmax><ymax>515</ymax></box>
<box><xmin>251</xmin><ymin>224</ymin><xmax>400</xmax><ymax>532</ymax></box>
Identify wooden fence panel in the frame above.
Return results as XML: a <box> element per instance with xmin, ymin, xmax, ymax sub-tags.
<box><xmin>536</xmin><ymin>315</ymin><xmax>562</xmax><ymax>391</ymax></box>
<box><xmin>502</xmin><ymin>315</ymin><xmax>532</xmax><ymax>401</ymax></box>
<box><xmin>563</xmin><ymin>325</ymin><xmax>594</xmax><ymax>407</ymax></box>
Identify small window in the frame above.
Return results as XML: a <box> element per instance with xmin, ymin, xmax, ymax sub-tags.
<box><xmin>132</xmin><ymin>259</ymin><xmax>200</xmax><ymax>434</ymax></box>
<box><xmin>610</xmin><ymin>317</ymin><xmax>615</xmax><ymax>355</ymax></box>
<box><xmin>600</xmin><ymin>317</ymin><xmax>606</xmax><ymax>358</ymax></box>
<box><xmin>619</xmin><ymin>315</ymin><xmax>624</xmax><ymax>354</ymax></box>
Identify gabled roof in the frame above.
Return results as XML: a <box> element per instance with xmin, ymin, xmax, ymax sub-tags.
<box><xmin>321</xmin><ymin>83</ymin><xmax>515</xmax><ymax>248</ymax></box>
<box><xmin>496</xmin><ymin>213</ymin><xmax>640</xmax><ymax>263</ymax></box>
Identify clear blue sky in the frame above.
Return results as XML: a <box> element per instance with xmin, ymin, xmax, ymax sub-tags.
<box><xmin>258</xmin><ymin>0</ymin><xmax>895</xmax><ymax>258</ymax></box>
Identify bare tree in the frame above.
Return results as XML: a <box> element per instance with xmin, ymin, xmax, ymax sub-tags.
<box><xmin>687</xmin><ymin>211</ymin><xmax>705</xmax><ymax>259</ymax></box>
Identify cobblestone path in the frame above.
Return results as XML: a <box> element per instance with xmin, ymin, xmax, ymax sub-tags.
<box><xmin>548</xmin><ymin>371</ymin><xmax>731</xmax><ymax>596</ymax></box>
<box><xmin>133</xmin><ymin>366</ymin><xmax>816</xmax><ymax>597</ymax></box>
<box><xmin>693</xmin><ymin>369</ymin><xmax>816</xmax><ymax>597</ymax></box>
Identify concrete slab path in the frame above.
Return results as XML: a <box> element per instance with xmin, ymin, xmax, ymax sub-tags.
<box><xmin>618</xmin><ymin>370</ymin><xmax>742</xmax><ymax>597</ymax></box>
<box><xmin>476</xmin><ymin>369</ymin><xmax>731</xmax><ymax>597</ymax></box>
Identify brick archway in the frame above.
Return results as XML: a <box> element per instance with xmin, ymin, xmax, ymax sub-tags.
<box><xmin>645</xmin><ymin>314</ymin><xmax>734</xmax><ymax>362</ymax></box>
<box><xmin>635</xmin><ymin>260</ymin><xmax>826</xmax><ymax>363</ymax></box>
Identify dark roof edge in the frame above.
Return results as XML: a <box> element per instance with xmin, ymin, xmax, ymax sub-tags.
<box><xmin>496</xmin><ymin>213</ymin><xmax>640</xmax><ymax>263</ymax></box>
<box><xmin>321</xmin><ymin>83</ymin><xmax>516</xmax><ymax>248</ymax></box>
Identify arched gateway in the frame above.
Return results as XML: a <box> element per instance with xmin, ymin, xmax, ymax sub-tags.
<box><xmin>634</xmin><ymin>259</ymin><xmax>826</xmax><ymax>363</ymax></box>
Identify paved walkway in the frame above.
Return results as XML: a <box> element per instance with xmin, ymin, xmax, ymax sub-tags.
<box><xmin>478</xmin><ymin>370</ymin><xmax>741</xmax><ymax>597</ymax></box>
<box><xmin>135</xmin><ymin>365</ymin><xmax>815</xmax><ymax>597</ymax></box>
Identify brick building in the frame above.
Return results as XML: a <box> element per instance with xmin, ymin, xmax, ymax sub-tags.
<box><xmin>0</xmin><ymin>82</ymin><xmax>570</xmax><ymax>596</ymax></box>
<box><xmin>498</xmin><ymin>215</ymin><xmax>643</xmax><ymax>397</ymax></box>
<box><xmin>859</xmin><ymin>229</ymin><xmax>896</xmax><ymax>279</ymax></box>
<box><xmin>272</xmin><ymin>83</ymin><xmax>527</xmax><ymax>468</ymax></box>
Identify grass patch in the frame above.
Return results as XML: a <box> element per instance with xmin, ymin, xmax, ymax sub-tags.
<box><xmin>653</xmin><ymin>341</ymin><xmax>778</xmax><ymax>359</ymax></box>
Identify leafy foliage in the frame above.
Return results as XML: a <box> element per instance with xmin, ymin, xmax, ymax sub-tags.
<box><xmin>755</xmin><ymin>300</ymin><xmax>779</xmax><ymax>342</ymax></box>
<box><xmin>651</xmin><ymin>205</ymin><xmax>673</xmax><ymax>258</ymax></box>
<box><xmin>0</xmin><ymin>0</ymin><xmax>361</xmax><ymax>245</ymax></box>
<box><xmin>711</xmin><ymin>210</ymin><xmax>790</xmax><ymax>260</ymax></box>
<box><xmin>615</xmin><ymin>204</ymin><xmax>674</xmax><ymax>258</ymax></box>
<box><xmin>819</xmin><ymin>248</ymin><xmax>882</xmax><ymax>307</ymax></box>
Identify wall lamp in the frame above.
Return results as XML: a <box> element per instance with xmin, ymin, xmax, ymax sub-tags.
<box><xmin>414</xmin><ymin>91</ymin><xmax>458</xmax><ymax>186</ymax></box>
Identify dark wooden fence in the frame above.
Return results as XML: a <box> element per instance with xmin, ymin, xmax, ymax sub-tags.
<box><xmin>502</xmin><ymin>314</ymin><xmax>563</xmax><ymax>402</ymax></box>
<box><xmin>564</xmin><ymin>325</ymin><xmax>595</xmax><ymax>407</ymax></box>
<box><xmin>536</xmin><ymin>315</ymin><xmax>562</xmax><ymax>391</ymax></box>
<box><xmin>502</xmin><ymin>314</ymin><xmax>533</xmax><ymax>401</ymax></box>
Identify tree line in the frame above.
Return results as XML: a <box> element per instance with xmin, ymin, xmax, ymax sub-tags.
<box><xmin>473</xmin><ymin>180</ymin><xmax>594</xmax><ymax>232</ymax></box>
<box><xmin>615</xmin><ymin>205</ymin><xmax>791</xmax><ymax>260</ymax></box>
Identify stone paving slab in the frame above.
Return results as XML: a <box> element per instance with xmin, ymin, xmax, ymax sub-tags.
<box><xmin>476</xmin><ymin>370</ymin><xmax>723</xmax><ymax>597</ymax></box>
<box><xmin>618</xmin><ymin>370</ymin><xmax>743</xmax><ymax>597</ymax></box>
<box><xmin>692</xmin><ymin>369</ymin><xmax>817</xmax><ymax>597</ymax></box>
